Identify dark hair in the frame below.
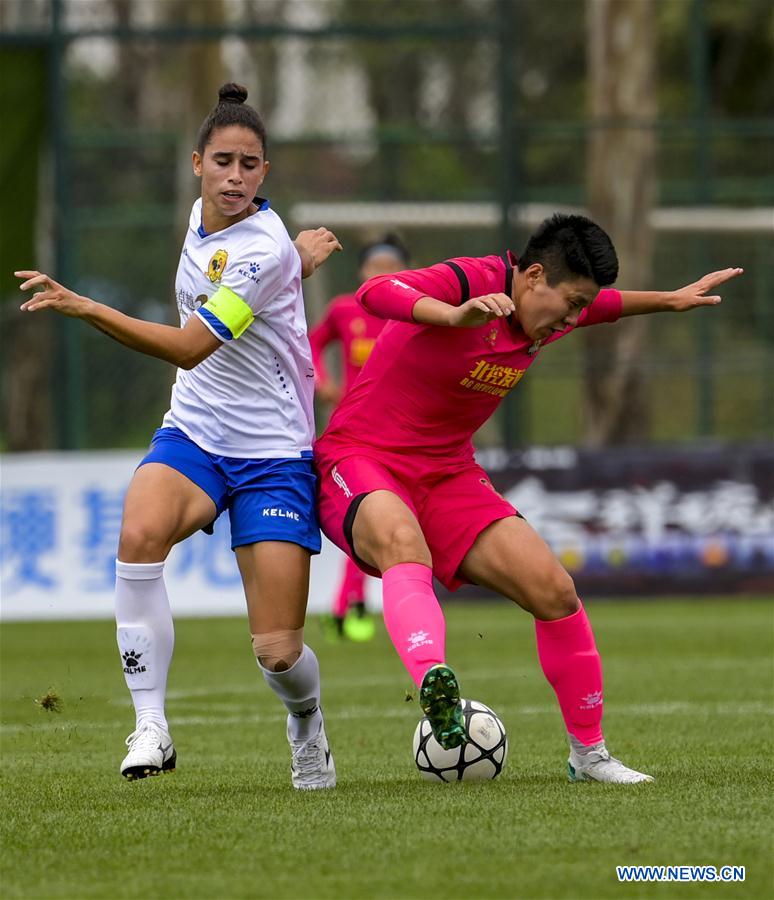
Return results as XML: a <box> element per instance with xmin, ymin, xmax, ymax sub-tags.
<box><xmin>196</xmin><ymin>83</ymin><xmax>268</xmax><ymax>155</ymax></box>
<box><xmin>358</xmin><ymin>232</ymin><xmax>410</xmax><ymax>268</ymax></box>
<box><xmin>517</xmin><ymin>213</ymin><xmax>618</xmax><ymax>287</ymax></box>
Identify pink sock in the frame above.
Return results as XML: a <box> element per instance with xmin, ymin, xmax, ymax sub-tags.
<box><xmin>332</xmin><ymin>557</ymin><xmax>366</xmax><ymax>619</ymax></box>
<box><xmin>382</xmin><ymin>563</ymin><xmax>445</xmax><ymax>687</ymax></box>
<box><xmin>534</xmin><ymin>604</ymin><xmax>604</xmax><ymax>746</ymax></box>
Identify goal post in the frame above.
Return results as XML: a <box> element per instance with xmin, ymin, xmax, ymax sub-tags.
<box><xmin>291</xmin><ymin>201</ymin><xmax>774</xmax><ymax>233</ymax></box>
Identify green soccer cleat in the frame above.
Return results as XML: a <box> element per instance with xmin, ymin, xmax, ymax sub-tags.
<box><xmin>342</xmin><ymin>604</ymin><xmax>376</xmax><ymax>642</ymax></box>
<box><xmin>419</xmin><ymin>663</ymin><xmax>467</xmax><ymax>750</ymax></box>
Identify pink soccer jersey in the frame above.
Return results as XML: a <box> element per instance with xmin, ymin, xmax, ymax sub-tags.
<box><xmin>318</xmin><ymin>253</ymin><xmax>621</xmax><ymax>461</ymax></box>
<box><xmin>309</xmin><ymin>293</ymin><xmax>387</xmax><ymax>393</ymax></box>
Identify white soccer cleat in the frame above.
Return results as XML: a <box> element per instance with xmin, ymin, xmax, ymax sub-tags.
<box><xmin>120</xmin><ymin>722</ymin><xmax>176</xmax><ymax>780</ymax></box>
<box><xmin>568</xmin><ymin>743</ymin><xmax>653</xmax><ymax>784</ymax></box>
<box><xmin>288</xmin><ymin>718</ymin><xmax>336</xmax><ymax>790</ymax></box>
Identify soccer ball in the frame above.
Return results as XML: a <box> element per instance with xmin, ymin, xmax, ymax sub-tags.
<box><xmin>413</xmin><ymin>699</ymin><xmax>508</xmax><ymax>782</ymax></box>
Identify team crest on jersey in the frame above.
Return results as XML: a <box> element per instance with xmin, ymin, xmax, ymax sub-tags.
<box><xmin>484</xmin><ymin>326</ymin><xmax>498</xmax><ymax>348</ymax></box>
<box><xmin>350</xmin><ymin>317</ymin><xmax>366</xmax><ymax>335</ymax></box>
<box><xmin>206</xmin><ymin>249</ymin><xmax>229</xmax><ymax>283</ymax></box>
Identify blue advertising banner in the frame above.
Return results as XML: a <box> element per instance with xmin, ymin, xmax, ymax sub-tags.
<box><xmin>0</xmin><ymin>452</ymin><xmax>379</xmax><ymax>620</ymax></box>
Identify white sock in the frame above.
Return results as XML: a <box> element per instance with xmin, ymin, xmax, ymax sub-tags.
<box><xmin>259</xmin><ymin>644</ymin><xmax>323</xmax><ymax>741</ymax></box>
<box><xmin>115</xmin><ymin>559</ymin><xmax>174</xmax><ymax>732</ymax></box>
<box><xmin>570</xmin><ymin>734</ymin><xmax>606</xmax><ymax>755</ymax></box>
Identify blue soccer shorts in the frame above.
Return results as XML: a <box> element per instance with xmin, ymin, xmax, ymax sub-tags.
<box><xmin>138</xmin><ymin>426</ymin><xmax>321</xmax><ymax>553</ymax></box>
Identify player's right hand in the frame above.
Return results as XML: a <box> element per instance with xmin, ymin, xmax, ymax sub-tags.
<box><xmin>448</xmin><ymin>293</ymin><xmax>515</xmax><ymax>327</ymax></box>
<box><xmin>15</xmin><ymin>271</ymin><xmax>90</xmax><ymax>317</ymax></box>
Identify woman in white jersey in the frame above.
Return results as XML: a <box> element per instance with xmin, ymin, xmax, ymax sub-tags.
<box><xmin>16</xmin><ymin>83</ymin><xmax>341</xmax><ymax>791</ymax></box>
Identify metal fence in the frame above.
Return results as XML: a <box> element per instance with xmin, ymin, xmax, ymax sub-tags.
<box><xmin>1</xmin><ymin>0</ymin><xmax>772</xmax><ymax>450</ymax></box>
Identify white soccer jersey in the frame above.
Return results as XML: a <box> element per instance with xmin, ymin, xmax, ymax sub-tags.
<box><xmin>160</xmin><ymin>198</ymin><xmax>315</xmax><ymax>458</ymax></box>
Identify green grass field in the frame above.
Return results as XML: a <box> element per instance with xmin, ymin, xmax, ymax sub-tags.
<box><xmin>2</xmin><ymin>599</ymin><xmax>772</xmax><ymax>899</ymax></box>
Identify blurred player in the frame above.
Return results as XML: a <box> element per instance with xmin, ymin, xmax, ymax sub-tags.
<box><xmin>309</xmin><ymin>234</ymin><xmax>410</xmax><ymax>641</ymax></box>
<box><xmin>314</xmin><ymin>213</ymin><xmax>743</xmax><ymax>783</ymax></box>
<box><xmin>17</xmin><ymin>83</ymin><xmax>343</xmax><ymax>790</ymax></box>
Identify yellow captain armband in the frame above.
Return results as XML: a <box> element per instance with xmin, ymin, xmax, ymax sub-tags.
<box><xmin>201</xmin><ymin>285</ymin><xmax>254</xmax><ymax>339</ymax></box>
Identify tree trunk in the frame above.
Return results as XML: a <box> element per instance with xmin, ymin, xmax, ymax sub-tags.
<box><xmin>584</xmin><ymin>0</ymin><xmax>657</xmax><ymax>445</ymax></box>
<box><xmin>172</xmin><ymin>0</ymin><xmax>226</xmax><ymax>232</ymax></box>
<box><xmin>0</xmin><ymin>41</ymin><xmax>52</xmax><ymax>450</ymax></box>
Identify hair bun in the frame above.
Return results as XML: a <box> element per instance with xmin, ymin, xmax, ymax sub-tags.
<box><xmin>218</xmin><ymin>82</ymin><xmax>248</xmax><ymax>105</ymax></box>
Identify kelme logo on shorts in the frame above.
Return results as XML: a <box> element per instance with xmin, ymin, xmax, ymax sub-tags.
<box><xmin>206</xmin><ymin>249</ymin><xmax>229</xmax><ymax>283</ymax></box>
<box><xmin>262</xmin><ymin>508</ymin><xmax>300</xmax><ymax>522</ymax></box>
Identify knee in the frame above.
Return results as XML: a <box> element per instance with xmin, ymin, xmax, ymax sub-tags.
<box><xmin>118</xmin><ymin>521</ymin><xmax>171</xmax><ymax>563</ymax></box>
<box><xmin>365</xmin><ymin>522</ymin><xmax>431</xmax><ymax>569</ymax></box>
<box><xmin>252</xmin><ymin>628</ymin><xmax>304</xmax><ymax>672</ymax></box>
<box><xmin>527</xmin><ymin>568</ymin><xmax>580</xmax><ymax>621</ymax></box>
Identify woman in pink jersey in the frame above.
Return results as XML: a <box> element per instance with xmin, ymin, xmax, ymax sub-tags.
<box><xmin>310</xmin><ymin>234</ymin><xmax>409</xmax><ymax>640</ymax></box>
<box><xmin>315</xmin><ymin>213</ymin><xmax>742</xmax><ymax>783</ymax></box>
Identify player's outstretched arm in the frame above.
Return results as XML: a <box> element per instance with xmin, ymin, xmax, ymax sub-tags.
<box><xmin>16</xmin><ymin>270</ymin><xmax>220</xmax><ymax>369</ymax></box>
<box><xmin>294</xmin><ymin>227</ymin><xmax>342</xmax><ymax>278</ymax></box>
<box><xmin>619</xmin><ymin>267</ymin><xmax>743</xmax><ymax>317</ymax></box>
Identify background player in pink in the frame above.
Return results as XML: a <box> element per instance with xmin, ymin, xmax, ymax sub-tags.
<box><xmin>315</xmin><ymin>213</ymin><xmax>743</xmax><ymax>783</ymax></box>
<box><xmin>310</xmin><ymin>234</ymin><xmax>410</xmax><ymax>641</ymax></box>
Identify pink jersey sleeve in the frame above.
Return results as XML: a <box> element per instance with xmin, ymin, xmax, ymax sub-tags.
<box><xmin>578</xmin><ymin>288</ymin><xmax>622</xmax><ymax>327</ymax></box>
<box><xmin>357</xmin><ymin>263</ymin><xmax>463</xmax><ymax>322</ymax></box>
<box><xmin>309</xmin><ymin>303</ymin><xmax>340</xmax><ymax>386</ymax></box>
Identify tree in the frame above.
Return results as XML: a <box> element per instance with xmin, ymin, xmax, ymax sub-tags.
<box><xmin>0</xmin><ymin>43</ymin><xmax>52</xmax><ymax>450</ymax></box>
<box><xmin>583</xmin><ymin>0</ymin><xmax>657</xmax><ymax>445</ymax></box>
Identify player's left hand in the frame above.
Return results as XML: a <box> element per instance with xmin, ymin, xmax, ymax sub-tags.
<box><xmin>15</xmin><ymin>271</ymin><xmax>90</xmax><ymax>317</ymax></box>
<box><xmin>294</xmin><ymin>228</ymin><xmax>343</xmax><ymax>278</ymax></box>
<box><xmin>666</xmin><ymin>267</ymin><xmax>744</xmax><ymax>312</ymax></box>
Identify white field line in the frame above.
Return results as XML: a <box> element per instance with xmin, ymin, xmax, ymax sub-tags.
<box><xmin>1</xmin><ymin>700</ymin><xmax>771</xmax><ymax>735</ymax></box>
<box><xmin>160</xmin><ymin>668</ymin><xmax>533</xmax><ymax>700</ymax></box>
<box><xmin>160</xmin><ymin>656</ymin><xmax>769</xmax><ymax>701</ymax></box>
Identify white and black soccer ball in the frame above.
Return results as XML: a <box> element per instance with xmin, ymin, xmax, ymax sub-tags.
<box><xmin>412</xmin><ymin>699</ymin><xmax>508</xmax><ymax>782</ymax></box>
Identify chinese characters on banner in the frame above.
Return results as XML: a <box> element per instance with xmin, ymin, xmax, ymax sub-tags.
<box><xmin>0</xmin><ymin>452</ymin><xmax>351</xmax><ymax>620</ymax></box>
<box><xmin>479</xmin><ymin>444</ymin><xmax>774</xmax><ymax>596</ymax></box>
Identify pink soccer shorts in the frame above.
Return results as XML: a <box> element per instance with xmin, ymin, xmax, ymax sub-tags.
<box><xmin>315</xmin><ymin>442</ymin><xmax>519</xmax><ymax>590</ymax></box>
